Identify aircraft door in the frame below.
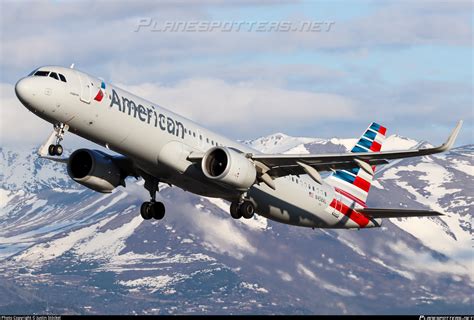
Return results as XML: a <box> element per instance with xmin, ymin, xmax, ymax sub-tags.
<box><xmin>77</xmin><ymin>72</ymin><xmax>92</xmax><ymax>103</ymax></box>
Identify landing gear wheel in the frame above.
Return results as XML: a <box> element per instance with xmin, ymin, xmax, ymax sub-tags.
<box><xmin>48</xmin><ymin>144</ymin><xmax>56</xmax><ymax>156</ymax></box>
<box><xmin>240</xmin><ymin>201</ymin><xmax>255</xmax><ymax>219</ymax></box>
<box><xmin>54</xmin><ymin>144</ymin><xmax>63</xmax><ymax>156</ymax></box>
<box><xmin>46</xmin><ymin>123</ymin><xmax>67</xmax><ymax>157</ymax></box>
<box><xmin>230</xmin><ymin>202</ymin><xmax>242</xmax><ymax>219</ymax></box>
<box><xmin>151</xmin><ymin>201</ymin><xmax>165</xmax><ymax>220</ymax></box>
<box><xmin>140</xmin><ymin>202</ymin><xmax>153</xmax><ymax>220</ymax></box>
<box><xmin>141</xmin><ymin>175</ymin><xmax>166</xmax><ymax>221</ymax></box>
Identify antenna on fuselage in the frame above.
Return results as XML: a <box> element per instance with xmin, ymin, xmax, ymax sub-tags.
<box><xmin>70</xmin><ymin>63</ymin><xmax>75</xmax><ymax>69</ymax></box>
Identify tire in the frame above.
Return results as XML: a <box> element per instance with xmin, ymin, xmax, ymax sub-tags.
<box><xmin>48</xmin><ymin>144</ymin><xmax>56</xmax><ymax>156</ymax></box>
<box><xmin>230</xmin><ymin>202</ymin><xmax>241</xmax><ymax>219</ymax></box>
<box><xmin>240</xmin><ymin>201</ymin><xmax>255</xmax><ymax>219</ymax></box>
<box><xmin>140</xmin><ymin>202</ymin><xmax>153</xmax><ymax>220</ymax></box>
<box><xmin>151</xmin><ymin>202</ymin><xmax>165</xmax><ymax>220</ymax></box>
<box><xmin>54</xmin><ymin>144</ymin><xmax>63</xmax><ymax>156</ymax></box>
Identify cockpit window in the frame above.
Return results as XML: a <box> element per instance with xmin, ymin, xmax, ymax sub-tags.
<box><xmin>34</xmin><ymin>70</ymin><xmax>50</xmax><ymax>77</ymax></box>
<box><xmin>32</xmin><ymin>70</ymin><xmax>67</xmax><ymax>82</ymax></box>
<box><xmin>28</xmin><ymin>69</ymin><xmax>39</xmax><ymax>76</ymax></box>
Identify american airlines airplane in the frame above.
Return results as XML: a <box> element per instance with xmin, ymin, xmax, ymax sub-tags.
<box><xmin>14</xmin><ymin>66</ymin><xmax>462</xmax><ymax>229</ymax></box>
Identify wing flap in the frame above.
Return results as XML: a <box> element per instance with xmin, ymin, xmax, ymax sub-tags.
<box><xmin>360</xmin><ymin>208</ymin><xmax>443</xmax><ymax>218</ymax></box>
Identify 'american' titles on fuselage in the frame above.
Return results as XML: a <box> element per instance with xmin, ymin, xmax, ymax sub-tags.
<box><xmin>110</xmin><ymin>89</ymin><xmax>186</xmax><ymax>139</ymax></box>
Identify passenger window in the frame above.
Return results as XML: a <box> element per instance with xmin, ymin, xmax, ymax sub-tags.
<box><xmin>58</xmin><ymin>74</ymin><xmax>67</xmax><ymax>82</ymax></box>
<box><xmin>49</xmin><ymin>72</ymin><xmax>59</xmax><ymax>80</ymax></box>
<box><xmin>199</xmin><ymin>135</ymin><xmax>202</xmax><ymax>140</ymax></box>
<box><xmin>193</xmin><ymin>132</ymin><xmax>196</xmax><ymax>137</ymax></box>
<box><xmin>206</xmin><ymin>138</ymin><xmax>209</xmax><ymax>143</ymax></box>
<box><xmin>34</xmin><ymin>71</ymin><xmax>49</xmax><ymax>77</ymax></box>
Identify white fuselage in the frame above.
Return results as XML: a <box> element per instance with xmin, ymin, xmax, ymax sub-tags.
<box><xmin>15</xmin><ymin>66</ymin><xmax>380</xmax><ymax>229</ymax></box>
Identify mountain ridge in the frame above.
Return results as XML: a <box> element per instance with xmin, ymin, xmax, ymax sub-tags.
<box><xmin>0</xmin><ymin>134</ymin><xmax>472</xmax><ymax>314</ymax></box>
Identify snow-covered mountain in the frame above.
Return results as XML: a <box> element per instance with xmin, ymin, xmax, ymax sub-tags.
<box><xmin>0</xmin><ymin>134</ymin><xmax>472</xmax><ymax>315</ymax></box>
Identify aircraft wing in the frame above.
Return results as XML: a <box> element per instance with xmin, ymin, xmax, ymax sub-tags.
<box><xmin>250</xmin><ymin>121</ymin><xmax>462</xmax><ymax>179</ymax></box>
<box><xmin>360</xmin><ymin>208</ymin><xmax>443</xmax><ymax>218</ymax></box>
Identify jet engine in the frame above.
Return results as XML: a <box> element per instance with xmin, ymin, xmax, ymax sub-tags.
<box><xmin>201</xmin><ymin>147</ymin><xmax>257</xmax><ymax>191</ymax></box>
<box><xmin>67</xmin><ymin>149</ymin><xmax>122</xmax><ymax>193</ymax></box>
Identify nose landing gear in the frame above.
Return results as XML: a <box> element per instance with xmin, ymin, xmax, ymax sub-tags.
<box><xmin>38</xmin><ymin>123</ymin><xmax>69</xmax><ymax>158</ymax></box>
<box><xmin>140</xmin><ymin>176</ymin><xmax>166</xmax><ymax>221</ymax></box>
<box><xmin>47</xmin><ymin>123</ymin><xmax>67</xmax><ymax>156</ymax></box>
<box><xmin>48</xmin><ymin>144</ymin><xmax>63</xmax><ymax>156</ymax></box>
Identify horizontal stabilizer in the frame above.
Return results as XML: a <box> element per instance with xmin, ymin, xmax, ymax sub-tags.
<box><xmin>360</xmin><ymin>208</ymin><xmax>443</xmax><ymax>218</ymax></box>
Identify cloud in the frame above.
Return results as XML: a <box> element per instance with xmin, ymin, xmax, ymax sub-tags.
<box><xmin>118</xmin><ymin>78</ymin><xmax>358</xmax><ymax>137</ymax></box>
<box><xmin>0</xmin><ymin>1</ymin><xmax>471</xmax><ymax>145</ymax></box>
<box><xmin>388</xmin><ymin>240</ymin><xmax>474</xmax><ymax>282</ymax></box>
<box><xmin>296</xmin><ymin>262</ymin><xmax>356</xmax><ymax>297</ymax></box>
<box><xmin>165</xmin><ymin>200</ymin><xmax>256</xmax><ymax>259</ymax></box>
<box><xmin>1</xmin><ymin>1</ymin><xmax>471</xmax><ymax>79</ymax></box>
<box><xmin>117</xmin><ymin>77</ymin><xmax>473</xmax><ymax>143</ymax></box>
<box><xmin>333</xmin><ymin>78</ymin><xmax>473</xmax><ymax>144</ymax></box>
<box><xmin>284</xmin><ymin>1</ymin><xmax>472</xmax><ymax>50</ymax></box>
<box><xmin>106</xmin><ymin>61</ymin><xmax>347</xmax><ymax>89</ymax></box>
<box><xmin>0</xmin><ymin>83</ymin><xmax>51</xmax><ymax>146</ymax></box>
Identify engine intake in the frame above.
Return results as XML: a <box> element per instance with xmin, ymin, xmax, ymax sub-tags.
<box><xmin>67</xmin><ymin>149</ymin><xmax>122</xmax><ymax>193</ymax></box>
<box><xmin>202</xmin><ymin>147</ymin><xmax>257</xmax><ymax>191</ymax></box>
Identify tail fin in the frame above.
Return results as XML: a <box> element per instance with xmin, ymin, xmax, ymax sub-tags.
<box><xmin>326</xmin><ymin>122</ymin><xmax>387</xmax><ymax>206</ymax></box>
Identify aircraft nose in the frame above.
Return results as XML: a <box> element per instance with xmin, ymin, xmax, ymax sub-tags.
<box><xmin>15</xmin><ymin>77</ymin><xmax>33</xmax><ymax>104</ymax></box>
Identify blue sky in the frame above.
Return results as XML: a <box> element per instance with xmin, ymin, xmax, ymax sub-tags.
<box><xmin>0</xmin><ymin>0</ymin><xmax>472</xmax><ymax>147</ymax></box>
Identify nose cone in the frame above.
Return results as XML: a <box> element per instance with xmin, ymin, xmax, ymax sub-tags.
<box><xmin>15</xmin><ymin>77</ymin><xmax>34</xmax><ymax>105</ymax></box>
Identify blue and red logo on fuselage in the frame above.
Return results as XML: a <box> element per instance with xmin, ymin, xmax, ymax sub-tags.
<box><xmin>94</xmin><ymin>81</ymin><xmax>106</xmax><ymax>102</ymax></box>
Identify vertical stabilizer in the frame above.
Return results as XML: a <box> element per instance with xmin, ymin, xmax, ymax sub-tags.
<box><xmin>326</xmin><ymin>122</ymin><xmax>387</xmax><ymax>206</ymax></box>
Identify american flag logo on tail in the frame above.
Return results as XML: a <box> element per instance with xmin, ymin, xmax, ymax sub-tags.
<box><xmin>326</xmin><ymin>122</ymin><xmax>387</xmax><ymax>207</ymax></box>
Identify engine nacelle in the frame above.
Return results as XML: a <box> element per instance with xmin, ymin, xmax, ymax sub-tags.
<box><xmin>201</xmin><ymin>147</ymin><xmax>257</xmax><ymax>191</ymax></box>
<box><xmin>67</xmin><ymin>149</ymin><xmax>122</xmax><ymax>193</ymax></box>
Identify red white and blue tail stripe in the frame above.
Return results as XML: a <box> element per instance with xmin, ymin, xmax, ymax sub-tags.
<box><xmin>326</xmin><ymin>122</ymin><xmax>387</xmax><ymax>207</ymax></box>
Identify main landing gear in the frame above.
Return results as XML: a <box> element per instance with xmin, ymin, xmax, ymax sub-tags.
<box><xmin>48</xmin><ymin>123</ymin><xmax>67</xmax><ymax>156</ymax></box>
<box><xmin>140</xmin><ymin>177</ymin><xmax>165</xmax><ymax>220</ymax></box>
<box><xmin>230</xmin><ymin>201</ymin><xmax>255</xmax><ymax>220</ymax></box>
